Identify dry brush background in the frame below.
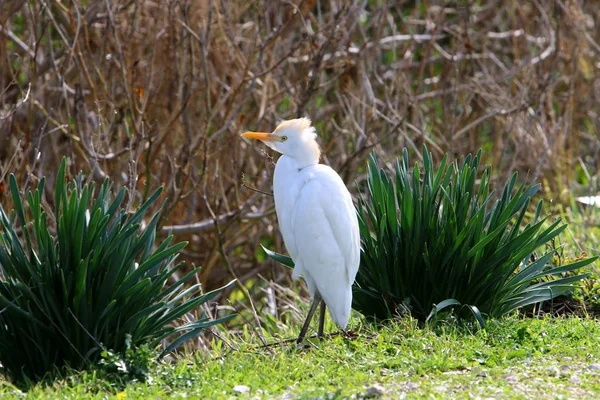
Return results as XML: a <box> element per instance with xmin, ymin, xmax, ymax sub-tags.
<box><xmin>1</xmin><ymin>0</ymin><xmax>600</xmax><ymax>329</ymax></box>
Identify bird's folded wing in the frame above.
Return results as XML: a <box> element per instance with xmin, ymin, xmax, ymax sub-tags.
<box><xmin>290</xmin><ymin>178</ymin><xmax>357</xmax><ymax>289</ymax></box>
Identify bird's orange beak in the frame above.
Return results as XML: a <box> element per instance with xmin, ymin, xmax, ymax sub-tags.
<box><xmin>241</xmin><ymin>132</ymin><xmax>280</xmax><ymax>142</ymax></box>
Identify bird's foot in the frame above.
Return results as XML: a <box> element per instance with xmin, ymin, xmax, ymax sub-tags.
<box><xmin>341</xmin><ymin>329</ymin><xmax>359</xmax><ymax>340</ymax></box>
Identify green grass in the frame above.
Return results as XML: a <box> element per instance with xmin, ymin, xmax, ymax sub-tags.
<box><xmin>2</xmin><ymin>314</ymin><xmax>600</xmax><ymax>399</ymax></box>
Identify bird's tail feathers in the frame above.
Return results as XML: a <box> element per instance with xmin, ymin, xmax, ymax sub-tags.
<box><xmin>321</xmin><ymin>285</ymin><xmax>352</xmax><ymax>329</ymax></box>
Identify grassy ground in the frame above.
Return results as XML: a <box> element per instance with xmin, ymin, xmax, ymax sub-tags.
<box><xmin>2</xmin><ymin>314</ymin><xmax>600</xmax><ymax>399</ymax></box>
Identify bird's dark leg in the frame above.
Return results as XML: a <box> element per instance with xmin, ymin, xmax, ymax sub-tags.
<box><xmin>297</xmin><ymin>291</ymin><xmax>322</xmax><ymax>344</ymax></box>
<box><xmin>317</xmin><ymin>300</ymin><xmax>326</xmax><ymax>339</ymax></box>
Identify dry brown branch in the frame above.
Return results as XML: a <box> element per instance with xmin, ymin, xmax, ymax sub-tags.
<box><xmin>0</xmin><ymin>83</ymin><xmax>30</xmax><ymax>120</ymax></box>
<box><xmin>162</xmin><ymin>209</ymin><xmax>272</xmax><ymax>235</ymax></box>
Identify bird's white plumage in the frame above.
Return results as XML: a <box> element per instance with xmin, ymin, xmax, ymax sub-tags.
<box><xmin>242</xmin><ymin>117</ymin><xmax>360</xmax><ymax>330</ymax></box>
<box><xmin>273</xmin><ymin>156</ymin><xmax>360</xmax><ymax>328</ymax></box>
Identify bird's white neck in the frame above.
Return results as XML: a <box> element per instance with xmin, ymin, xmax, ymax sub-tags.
<box><xmin>288</xmin><ymin>139</ymin><xmax>320</xmax><ymax>169</ymax></box>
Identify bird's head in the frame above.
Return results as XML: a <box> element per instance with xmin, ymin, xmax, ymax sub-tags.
<box><xmin>241</xmin><ymin>118</ymin><xmax>321</xmax><ymax>167</ymax></box>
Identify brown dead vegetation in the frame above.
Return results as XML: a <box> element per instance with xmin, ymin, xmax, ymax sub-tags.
<box><xmin>1</xmin><ymin>0</ymin><xmax>599</xmax><ymax>326</ymax></box>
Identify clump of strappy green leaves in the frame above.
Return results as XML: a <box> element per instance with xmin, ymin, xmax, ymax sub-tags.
<box><xmin>353</xmin><ymin>148</ymin><xmax>595</xmax><ymax>325</ymax></box>
<box><xmin>0</xmin><ymin>159</ymin><xmax>234</xmax><ymax>384</ymax></box>
<box><xmin>263</xmin><ymin>148</ymin><xmax>596</xmax><ymax>327</ymax></box>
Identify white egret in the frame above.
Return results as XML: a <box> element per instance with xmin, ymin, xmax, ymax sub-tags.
<box><xmin>242</xmin><ymin>118</ymin><xmax>360</xmax><ymax>343</ymax></box>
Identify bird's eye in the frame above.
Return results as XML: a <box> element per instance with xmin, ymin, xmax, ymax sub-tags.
<box><xmin>281</xmin><ymin>136</ymin><xmax>288</xmax><ymax>142</ymax></box>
